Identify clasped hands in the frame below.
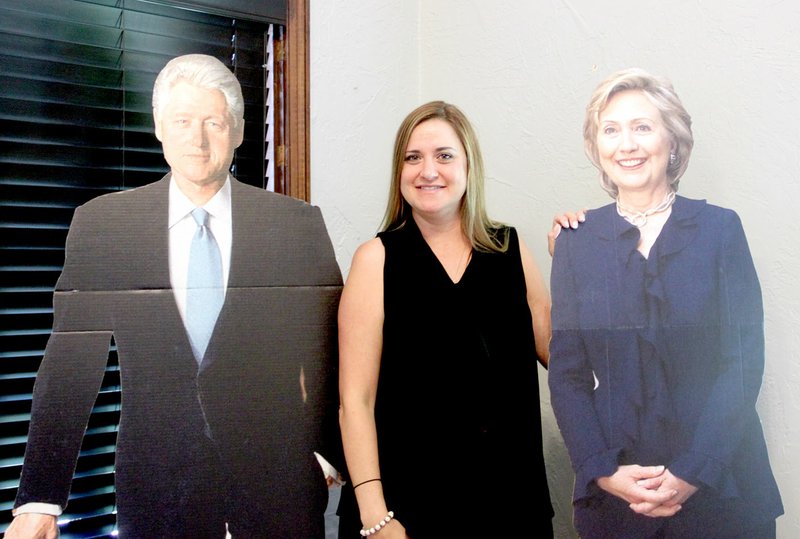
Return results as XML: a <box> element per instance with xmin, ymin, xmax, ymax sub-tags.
<box><xmin>597</xmin><ymin>465</ymin><xmax>698</xmax><ymax>518</ymax></box>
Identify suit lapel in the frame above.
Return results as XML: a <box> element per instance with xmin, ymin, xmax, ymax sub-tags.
<box><xmin>658</xmin><ymin>196</ymin><xmax>704</xmax><ymax>258</ymax></box>
<box><xmin>141</xmin><ymin>176</ymin><xmax>172</xmax><ymax>290</ymax></box>
<box><xmin>141</xmin><ymin>176</ymin><xmax>194</xmax><ymax>358</ymax></box>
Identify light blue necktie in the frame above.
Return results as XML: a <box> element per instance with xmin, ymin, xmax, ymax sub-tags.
<box><xmin>185</xmin><ymin>208</ymin><xmax>224</xmax><ymax>363</ymax></box>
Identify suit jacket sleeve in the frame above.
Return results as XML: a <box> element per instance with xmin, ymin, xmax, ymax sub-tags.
<box><xmin>15</xmin><ymin>204</ymin><xmax>113</xmax><ymax>509</ymax></box>
<box><xmin>668</xmin><ymin>210</ymin><xmax>765</xmax><ymax>493</ymax></box>
<box><xmin>548</xmin><ymin>231</ymin><xmax>621</xmax><ymax>501</ymax></box>
<box><xmin>300</xmin><ymin>206</ymin><xmax>345</xmax><ymax>475</ymax></box>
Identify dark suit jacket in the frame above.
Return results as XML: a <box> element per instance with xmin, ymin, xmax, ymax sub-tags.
<box><xmin>549</xmin><ymin>196</ymin><xmax>783</xmax><ymax>538</ymax></box>
<box><xmin>15</xmin><ymin>176</ymin><xmax>343</xmax><ymax>537</ymax></box>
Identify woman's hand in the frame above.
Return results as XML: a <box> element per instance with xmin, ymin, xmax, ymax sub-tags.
<box><xmin>629</xmin><ymin>468</ymin><xmax>698</xmax><ymax>517</ymax></box>
<box><xmin>548</xmin><ymin>209</ymin><xmax>586</xmax><ymax>256</ymax></box>
<box><xmin>596</xmin><ymin>465</ymin><xmax>681</xmax><ymax>517</ymax></box>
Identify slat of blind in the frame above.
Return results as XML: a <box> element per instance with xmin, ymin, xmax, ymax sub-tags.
<box><xmin>148</xmin><ymin>0</ymin><xmax>286</xmax><ymax>23</ymax></box>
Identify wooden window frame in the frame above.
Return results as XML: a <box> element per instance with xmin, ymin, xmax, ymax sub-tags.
<box><xmin>285</xmin><ymin>0</ymin><xmax>310</xmax><ymax>201</ymax></box>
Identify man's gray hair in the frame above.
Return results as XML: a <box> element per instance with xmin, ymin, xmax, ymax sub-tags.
<box><xmin>152</xmin><ymin>54</ymin><xmax>244</xmax><ymax>127</ymax></box>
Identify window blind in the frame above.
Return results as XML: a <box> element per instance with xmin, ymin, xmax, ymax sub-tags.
<box><xmin>0</xmin><ymin>0</ymin><xmax>280</xmax><ymax>535</ymax></box>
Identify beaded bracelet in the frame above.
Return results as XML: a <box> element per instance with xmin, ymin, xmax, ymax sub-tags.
<box><xmin>359</xmin><ymin>510</ymin><xmax>394</xmax><ymax>537</ymax></box>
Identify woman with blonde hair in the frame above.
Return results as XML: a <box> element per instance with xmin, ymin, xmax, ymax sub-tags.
<box><xmin>338</xmin><ymin>101</ymin><xmax>554</xmax><ymax>537</ymax></box>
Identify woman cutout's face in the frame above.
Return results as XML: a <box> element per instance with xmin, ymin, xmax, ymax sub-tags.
<box><xmin>597</xmin><ymin>89</ymin><xmax>673</xmax><ymax>196</ymax></box>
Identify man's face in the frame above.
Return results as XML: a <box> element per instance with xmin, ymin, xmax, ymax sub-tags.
<box><xmin>155</xmin><ymin>81</ymin><xmax>243</xmax><ymax>196</ymax></box>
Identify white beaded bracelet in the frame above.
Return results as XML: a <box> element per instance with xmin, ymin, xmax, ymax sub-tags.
<box><xmin>359</xmin><ymin>510</ymin><xmax>394</xmax><ymax>537</ymax></box>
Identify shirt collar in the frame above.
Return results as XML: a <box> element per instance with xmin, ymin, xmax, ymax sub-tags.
<box><xmin>168</xmin><ymin>175</ymin><xmax>232</xmax><ymax>228</ymax></box>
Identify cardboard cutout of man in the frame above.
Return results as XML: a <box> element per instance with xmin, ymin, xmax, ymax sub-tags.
<box><xmin>6</xmin><ymin>54</ymin><xmax>342</xmax><ymax>538</ymax></box>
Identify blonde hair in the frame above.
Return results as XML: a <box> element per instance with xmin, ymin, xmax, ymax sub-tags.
<box><xmin>583</xmin><ymin>68</ymin><xmax>694</xmax><ymax>198</ymax></box>
<box><xmin>381</xmin><ymin>101</ymin><xmax>507</xmax><ymax>253</ymax></box>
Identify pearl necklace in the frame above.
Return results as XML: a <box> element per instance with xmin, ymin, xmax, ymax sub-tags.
<box><xmin>616</xmin><ymin>190</ymin><xmax>676</xmax><ymax>228</ymax></box>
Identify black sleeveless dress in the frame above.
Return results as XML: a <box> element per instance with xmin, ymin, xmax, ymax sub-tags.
<box><xmin>338</xmin><ymin>219</ymin><xmax>553</xmax><ymax>537</ymax></box>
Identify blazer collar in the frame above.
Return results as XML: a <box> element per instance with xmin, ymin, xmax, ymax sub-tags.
<box><xmin>588</xmin><ymin>195</ymin><xmax>706</xmax><ymax>255</ymax></box>
<box><xmin>657</xmin><ymin>195</ymin><xmax>706</xmax><ymax>257</ymax></box>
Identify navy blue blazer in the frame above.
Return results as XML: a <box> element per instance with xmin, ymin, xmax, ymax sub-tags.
<box><xmin>16</xmin><ymin>176</ymin><xmax>343</xmax><ymax>537</ymax></box>
<box><xmin>549</xmin><ymin>196</ymin><xmax>782</xmax><ymax>537</ymax></box>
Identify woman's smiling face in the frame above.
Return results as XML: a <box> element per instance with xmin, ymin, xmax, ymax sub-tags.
<box><xmin>597</xmin><ymin>89</ymin><xmax>674</xmax><ymax>196</ymax></box>
<box><xmin>400</xmin><ymin>118</ymin><xmax>468</xmax><ymax>220</ymax></box>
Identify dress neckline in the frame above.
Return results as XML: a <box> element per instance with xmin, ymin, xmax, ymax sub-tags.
<box><xmin>408</xmin><ymin>218</ymin><xmax>474</xmax><ymax>285</ymax></box>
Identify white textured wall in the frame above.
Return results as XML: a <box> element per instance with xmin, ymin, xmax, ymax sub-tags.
<box><xmin>310</xmin><ymin>2</ymin><xmax>420</xmax><ymax>272</ymax></box>
<box><xmin>311</xmin><ymin>1</ymin><xmax>800</xmax><ymax>536</ymax></box>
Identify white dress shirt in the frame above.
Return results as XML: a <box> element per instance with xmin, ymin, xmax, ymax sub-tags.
<box><xmin>168</xmin><ymin>176</ymin><xmax>233</xmax><ymax>322</ymax></box>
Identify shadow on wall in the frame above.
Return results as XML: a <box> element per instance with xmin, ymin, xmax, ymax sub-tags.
<box><xmin>542</xmin><ymin>396</ymin><xmax>580</xmax><ymax>539</ymax></box>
